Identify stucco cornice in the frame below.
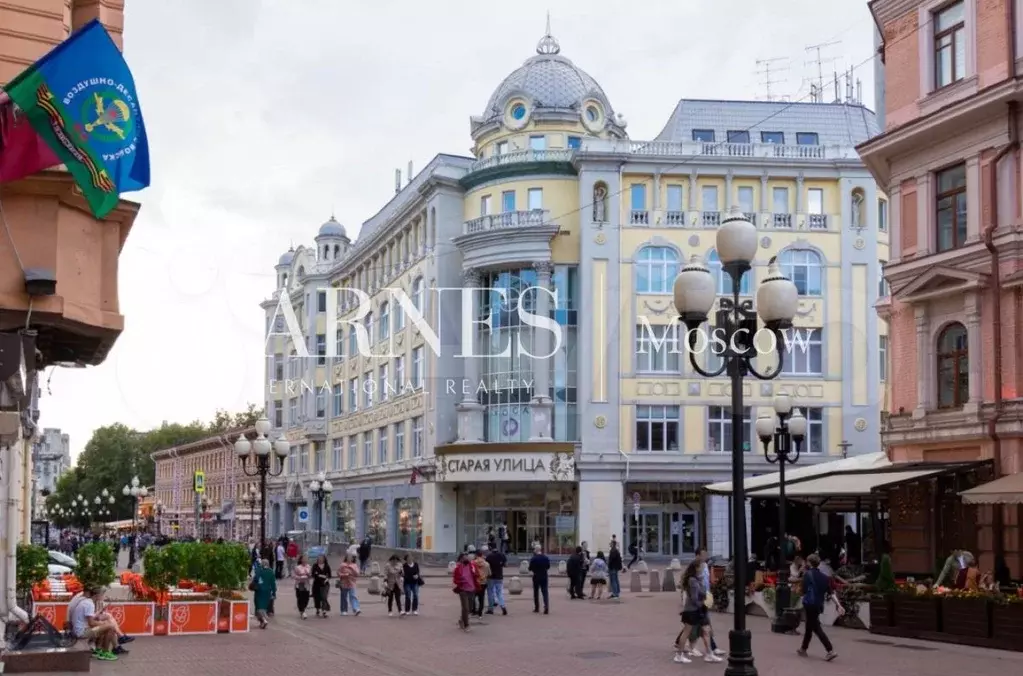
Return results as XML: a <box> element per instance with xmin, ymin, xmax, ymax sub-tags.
<box><xmin>870</xmin><ymin>0</ymin><xmax>926</xmax><ymax>26</ymax></box>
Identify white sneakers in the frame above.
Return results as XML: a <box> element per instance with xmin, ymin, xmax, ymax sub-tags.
<box><xmin>412</xmin><ymin>611</ymin><xmax>419</xmax><ymax>616</ymax></box>
<box><xmin>673</xmin><ymin>648</ymin><xmax>724</xmax><ymax>664</ymax></box>
<box><xmin>340</xmin><ymin>612</ymin><xmax>348</xmax><ymax>616</ymax></box>
<box><xmin>673</xmin><ymin>653</ymin><xmax>691</xmax><ymax>664</ymax></box>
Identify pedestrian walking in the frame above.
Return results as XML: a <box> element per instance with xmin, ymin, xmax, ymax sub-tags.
<box><xmin>357</xmin><ymin>537</ymin><xmax>372</xmax><ymax>574</ymax></box>
<box><xmin>472</xmin><ymin>546</ymin><xmax>491</xmax><ymax>617</ymax></box>
<box><xmin>566</xmin><ymin>547</ymin><xmax>585</xmax><ymax>599</ymax></box>
<box><xmin>383</xmin><ymin>555</ymin><xmax>404</xmax><ymax>617</ymax></box>
<box><xmin>402</xmin><ymin>554</ymin><xmax>422</xmax><ymax>616</ymax></box>
<box><xmin>274</xmin><ymin>540</ymin><xmax>286</xmax><ymax>579</ymax></box>
<box><xmin>626</xmin><ymin>540</ymin><xmax>642</xmax><ymax>570</ymax></box>
<box><xmin>797</xmin><ymin>553</ymin><xmax>839</xmax><ymax>661</ymax></box>
<box><xmin>285</xmin><ymin>539</ymin><xmax>299</xmax><ymax>577</ymax></box>
<box><xmin>528</xmin><ymin>545</ymin><xmax>550</xmax><ymax>614</ymax></box>
<box><xmin>250</xmin><ymin>559</ymin><xmax>276</xmax><ymax>629</ymax></box>
<box><xmin>674</xmin><ymin>560</ymin><xmax>719</xmax><ymax>664</ymax></box>
<box><xmin>293</xmin><ymin>555</ymin><xmax>312</xmax><ymax>619</ymax></box>
<box><xmin>485</xmin><ymin>544</ymin><xmax>507</xmax><ymax>615</ymax></box>
<box><xmin>338</xmin><ymin>555</ymin><xmax>361</xmax><ymax>616</ymax></box>
<box><xmin>588</xmin><ymin>551</ymin><xmax>608</xmax><ymax>600</ymax></box>
<box><xmin>452</xmin><ymin>553</ymin><xmax>477</xmax><ymax>632</ymax></box>
<box><xmin>607</xmin><ymin>542</ymin><xmax>623</xmax><ymax>598</ymax></box>
<box><xmin>311</xmin><ymin>554</ymin><xmax>332</xmax><ymax>618</ymax></box>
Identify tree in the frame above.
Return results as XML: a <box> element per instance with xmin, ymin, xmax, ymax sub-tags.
<box><xmin>207</xmin><ymin>404</ymin><xmax>263</xmax><ymax>433</ymax></box>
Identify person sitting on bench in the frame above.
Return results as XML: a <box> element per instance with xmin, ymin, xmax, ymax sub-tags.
<box><xmin>70</xmin><ymin>587</ymin><xmax>119</xmax><ymax>661</ymax></box>
<box><xmin>67</xmin><ymin>590</ymin><xmax>133</xmax><ymax>650</ymax></box>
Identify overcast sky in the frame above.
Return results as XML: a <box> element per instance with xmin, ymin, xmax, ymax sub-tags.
<box><xmin>38</xmin><ymin>0</ymin><xmax>877</xmax><ymax>457</ymax></box>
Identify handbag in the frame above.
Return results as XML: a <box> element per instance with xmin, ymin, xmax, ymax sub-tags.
<box><xmin>248</xmin><ymin>577</ymin><xmax>258</xmax><ymax>592</ymax></box>
<box><xmin>417</xmin><ymin>576</ymin><xmax>425</xmax><ymax>586</ymax></box>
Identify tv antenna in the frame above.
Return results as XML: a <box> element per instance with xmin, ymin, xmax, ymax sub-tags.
<box><xmin>805</xmin><ymin>40</ymin><xmax>841</xmax><ymax>102</ymax></box>
<box><xmin>755</xmin><ymin>57</ymin><xmax>789</xmax><ymax>101</ymax></box>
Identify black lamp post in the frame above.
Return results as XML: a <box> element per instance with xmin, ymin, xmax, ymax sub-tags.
<box><xmin>155</xmin><ymin>501</ymin><xmax>164</xmax><ymax>537</ymax></box>
<box><xmin>755</xmin><ymin>394</ymin><xmax>807</xmax><ymax>633</ymax></box>
<box><xmin>242</xmin><ymin>485</ymin><xmax>260</xmax><ymax>541</ymax></box>
<box><xmin>308</xmin><ymin>472</ymin><xmax>333</xmax><ymax>546</ymax></box>
<box><xmin>200</xmin><ymin>497</ymin><xmax>210</xmax><ymax>541</ymax></box>
<box><xmin>235</xmin><ymin>417</ymin><xmax>288</xmax><ymax>547</ymax></box>
<box><xmin>674</xmin><ymin>206</ymin><xmax>799</xmax><ymax>676</ymax></box>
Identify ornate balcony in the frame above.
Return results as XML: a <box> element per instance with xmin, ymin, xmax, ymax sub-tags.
<box><xmin>455</xmin><ymin>210</ymin><xmax>559</xmax><ymax>269</ymax></box>
<box><xmin>582</xmin><ymin>138</ymin><xmax>858</xmax><ymax>162</ymax></box>
<box><xmin>460</xmin><ymin>149</ymin><xmax>577</xmax><ymax>190</ymax></box>
<box><xmin>464</xmin><ymin>209</ymin><xmax>549</xmax><ymax>235</ymax></box>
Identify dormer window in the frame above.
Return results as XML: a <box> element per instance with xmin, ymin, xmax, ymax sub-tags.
<box><xmin>692</xmin><ymin>129</ymin><xmax>715</xmax><ymax>142</ymax></box>
<box><xmin>796</xmin><ymin>132</ymin><xmax>819</xmax><ymax>146</ymax></box>
<box><xmin>726</xmin><ymin>130</ymin><xmax>750</xmax><ymax>143</ymax></box>
<box><xmin>761</xmin><ymin>131</ymin><xmax>784</xmax><ymax>144</ymax></box>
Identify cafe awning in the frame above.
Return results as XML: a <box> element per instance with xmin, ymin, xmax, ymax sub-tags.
<box><xmin>704</xmin><ymin>452</ymin><xmax>892</xmax><ymax>495</ymax></box>
<box><xmin>747</xmin><ymin>468</ymin><xmax>948</xmax><ymax>499</ymax></box>
<box><xmin>960</xmin><ymin>472</ymin><xmax>1023</xmax><ymax>505</ymax></box>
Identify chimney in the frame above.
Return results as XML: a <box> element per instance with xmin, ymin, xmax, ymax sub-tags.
<box><xmin>407</xmin><ymin>160</ymin><xmax>413</xmax><ymax>185</ymax></box>
<box><xmin>394</xmin><ymin>169</ymin><xmax>401</xmax><ymax>194</ymax></box>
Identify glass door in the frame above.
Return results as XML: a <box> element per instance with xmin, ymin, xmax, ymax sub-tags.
<box><xmin>641</xmin><ymin>512</ymin><xmax>662</xmax><ymax>555</ymax></box>
<box><xmin>669</xmin><ymin>512</ymin><xmax>699</xmax><ymax>557</ymax></box>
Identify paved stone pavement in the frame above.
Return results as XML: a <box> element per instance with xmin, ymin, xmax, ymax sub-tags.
<box><xmin>69</xmin><ymin>579</ymin><xmax>1022</xmax><ymax>676</ymax></box>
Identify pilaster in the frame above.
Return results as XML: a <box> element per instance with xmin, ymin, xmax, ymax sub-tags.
<box><xmin>966</xmin><ymin>156</ymin><xmax>981</xmax><ymax>242</ymax></box>
<box><xmin>913</xmin><ymin>305</ymin><xmax>931</xmax><ymax>418</ymax></box>
<box><xmin>725</xmin><ymin>169</ymin><xmax>734</xmax><ymax>208</ymax></box>
<box><xmin>795</xmin><ymin>173</ymin><xmax>805</xmax><ymax>215</ymax></box>
<box><xmin>965</xmin><ymin>292</ymin><xmax>982</xmax><ymax>411</ymax></box>
<box><xmin>529</xmin><ymin>261</ymin><xmax>554</xmax><ymax>441</ymax></box>
<box><xmin>915</xmin><ymin>173</ymin><xmax>931</xmax><ymax>255</ymax></box>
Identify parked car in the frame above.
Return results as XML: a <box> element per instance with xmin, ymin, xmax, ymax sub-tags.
<box><xmin>47</xmin><ymin>550</ymin><xmax>76</xmax><ymax>576</ymax></box>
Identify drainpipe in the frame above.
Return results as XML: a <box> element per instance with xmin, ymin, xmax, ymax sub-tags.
<box><xmin>984</xmin><ymin>100</ymin><xmax>1018</xmax><ymax>560</ymax></box>
<box><xmin>4</xmin><ymin>433</ymin><xmax>31</xmax><ymax>623</ymax></box>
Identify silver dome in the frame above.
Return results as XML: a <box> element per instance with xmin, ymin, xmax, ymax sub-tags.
<box><xmin>317</xmin><ymin>216</ymin><xmax>346</xmax><ymax>238</ymax></box>
<box><xmin>480</xmin><ymin>26</ymin><xmax>615</xmax><ymax>124</ymax></box>
<box><xmin>277</xmin><ymin>248</ymin><xmax>295</xmax><ymax>267</ymax></box>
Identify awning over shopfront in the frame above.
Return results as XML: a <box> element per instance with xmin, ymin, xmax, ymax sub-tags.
<box><xmin>704</xmin><ymin>452</ymin><xmax>892</xmax><ymax>495</ymax></box>
<box><xmin>960</xmin><ymin>472</ymin><xmax>1023</xmax><ymax>504</ymax></box>
<box><xmin>747</xmin><ymin>468</ymin><xmax>948</xmax><ymax>499</ymax></box>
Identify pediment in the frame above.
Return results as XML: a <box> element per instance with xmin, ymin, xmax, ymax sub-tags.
<box><xmin>893</xmin><ymin>266</ymin><xmax>988</xmax><ymax>302</ymax></box>
<box><xmin>286</xmin><ymin>480</ymin><xmax>303</xmax><ymax>500</ymax></box>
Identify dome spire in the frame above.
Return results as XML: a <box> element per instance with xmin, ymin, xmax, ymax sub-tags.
<box><xmin>536</xmin><ymin>11</ymin><xmax>560</xmax><ymax>55</ymax></box>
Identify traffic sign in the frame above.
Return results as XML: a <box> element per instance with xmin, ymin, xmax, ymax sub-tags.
<box><xmin>297</xmin><ymin>507</ymin><xmax>309</xmax><ymax>523</ymax></box>
<box><xmin>193</xmin><ymin>471</ymin><xmax>205</xmax><ymax>494</ymax></box>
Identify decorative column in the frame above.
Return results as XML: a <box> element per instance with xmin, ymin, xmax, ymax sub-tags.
<box><xmin>795</xmin><ymin>172</ymin><xmax>805</xmax><ymax>214</ymax></box>
<box><xmin>687</xmin><ymin>170</ymin><xmax>698</xmax><ymax>226</ymax></box>
<box><xmin>965</xmin><ymin>292</ymin><xmax>983</xmax><ymax>411</ymax></box>
<box><xmin>760</xmin><ymin>171</ymin><xmax>769</xmax><ymax>228</ymax></box>
<box><xmin>725</xmin><ymin>169</ymin><xmax>734</xmax><ymax>208</ymax></box>
<box><xmin>652</xmin><ymin>170</ymin><xmax>662</xmax><ymax>212</ymax></box>
<box><xmin>529</xmin><ymin>261</ymin><xmax>554</xmax><ymax>441</ymax></box>
<box><xmin>913</xmin><ymin>305</ymin><xmax>931</xmax><ymax>418</ymax></box>
<box><xmin>456</xmin><ymin>268</ymin><xmax>485</xmax><ymax>442</ymax></box>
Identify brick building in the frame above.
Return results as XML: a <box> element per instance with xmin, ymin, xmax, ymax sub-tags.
<box><xmin>859</xmin><ymin>0</ymin><xmax>1023</xmax><ymax>574</ymax></box>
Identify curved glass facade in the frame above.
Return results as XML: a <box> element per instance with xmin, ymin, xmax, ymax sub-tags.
<box><xmin>477</xmin><ymin>265</ymin><xmax>579</xmax><ymax>442</ymax></box>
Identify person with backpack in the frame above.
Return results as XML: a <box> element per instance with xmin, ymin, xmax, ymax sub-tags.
<box><xmin>797</xmin><ymin>554</ymin><xmax>839</xmax><ymax>661</ymax></box>
<box><xmin>626</xmin><ymin>540</ymin><xmax>641</xmax><ymax>570</ymax></box>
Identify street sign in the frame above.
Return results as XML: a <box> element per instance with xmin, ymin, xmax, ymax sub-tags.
<box><xmin>297</xmin><ymin>507</ymin><xmax>309</xmax><ymax>524</ymax></box>
<box><xmin>193</xmin><ymin>471</ymin><xmax>205</xmax><ymax>493</ymax></box>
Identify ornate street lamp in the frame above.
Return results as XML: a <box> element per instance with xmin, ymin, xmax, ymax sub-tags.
<box><xmin>673</xmin><ymin>206</ymin><xmax>798</xmax><ymax>676</ymax></box>
<box><xmin>123</xmin><ymin>477</ymin><xmax>147</xmax><ymax>568</ymax></box>
<box><xmin>308</xmin><ymin>472</ymin><xmax>333</xmax><ymax>546</ymax></box>
<box><xmin>242</xmin><ymin>485</ymin><xmax>260</xmax><ymax>541</ymax></box>
<box><xmin>755</xmin><ymin>394</ymin><xmax>807</xmax><ymax>633</ymax></box>
<box><xmin>235</xmin><ymin>417</ymin><xmax>288</xmax><ymax>547</ymax></box>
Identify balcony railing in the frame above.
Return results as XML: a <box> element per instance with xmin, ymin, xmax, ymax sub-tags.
<box><xmin>585</xmin><ymin>139</ymin><xmax>851</xmax><ymax>161</ymax></box>
<box><xmin>469</xmin><ymin>148</ymin><xmax>575</xmax><ymax>173</ymax></box>
<box><xmin>630</xmin><ymin>210</ymin><xmax>650</xmax><ymax>225</ymax></box>
<box><xmin>702</xmin><ymin>211</ymin><xmax>721</xmax><ymax>227</ymax></box>
<box><xmin>665</xmin><ymin>210</ymin><xmax>685</xmax><ymax>226</ymax></box>
<box><xmin>464</xmin><ymin>209</ymin><xmax>550</xmax><ymax>234</ymax></box>
<box><xmin>773</xmin><ymin>213</ymin><xmax>792</xmax><ymax>228</ymax></box>
<box><xmin>808</xmin><ymin>214</ymin><xmax>828</xmax><ymax>230</ymax></box>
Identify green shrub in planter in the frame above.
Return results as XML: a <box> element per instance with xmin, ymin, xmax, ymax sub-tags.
<box><xmin>16</xmin><ymin>543</ymin><xmax>49</xmax><ymax>596</ymax></box>
<box><xmin>205</xmin><ymin>543</ymin><xmax>251</xmax><ymax>597</ymax></box>
<box><xmin>76</xmin><ymin>542</ymin><xmax>116</xmax><ymax>591</ymax></box>
<box><xmin>142</xmin><ymin>546</ymin><xmax>175</xmax><ymax>594</ymax></box>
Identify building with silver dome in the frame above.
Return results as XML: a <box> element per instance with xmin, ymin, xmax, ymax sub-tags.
<box><xmin>262</xmin><ymin>22</ymin><xmax>887</xmax><ymax>561</ymax></box>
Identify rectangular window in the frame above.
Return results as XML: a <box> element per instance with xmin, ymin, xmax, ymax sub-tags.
<box><xmin>348</xmin><ymin>327</ymin><xmax>358</xmax><ymax>357</ymax></box>
<box><xmin>412</xmin><ymin>346</ymin><xmax>424</xmax><ymax>388</ymax></box>
<box><xmin>288</xmin><ymin>397</ymin><xmax>297</xmax><ymax>426</ymax></box>
<box><xmin>299</xmin><ymin>444</ymin><xmax>308</xmax><ymax>473</ymax></box>
<box><xmin>348</xmin><ymin>437</ymin><xmax>357</xmax><ymax>468</ymax></box>
<box><xmin>807</xmin><ymin>188</ymin><xmax>824</xmax><ymax>215</ymax></box>
<box><xmin>707</xmin><ymin>406</ymin><xmax>753</xmax><ymax>453</ymax></box>
<box><xmin>395</xmin><ymin>422</ymin><xmax>405</xmax><ymax>460</ymax></box>
<box><xmin>496</xmin><ymin>141</ymin><xmax>508</xmax><ymax>155</ymax></box>
<box><xmin>666</xmin><ymin>184</ymin><xmax>683</xmax><ymax>212</ymax></box>
<box><xmin>315</xmin><ymin>388</ymin><xmax>326</xmax><ymax>418</ymax></box>
<box><xmin>635</xmin><ymin>324</ymin><xmax>680</xmax><ymax>373</ymax></box>
<box><xmin>567</xmin><ymin>135</ymin><xmax>582</xmax><ymax>149</ymax></box>
<box><xmin>332</xmin><ymin>438</ymin><xmax>342</xmax><ymax>470</ymax></box>
<box><xmin>501</xmin><ymin>190</ymin><xmax>516</xmax><ymax>212</ymax></box>
<box><xmin>878</xmin><ymin>260</ymin><xmax>889</xmax><ymax>298</ymax></box>
<box><xmin>737</xmin><ymin>186</ymin><xmax>755</xmax><ymax>213</ymax></box>
<box><xmin>630</xmin><ymin>184</ymin><xmax>646</xmax><ymax>211</ymax></box>
<box><xmin>379</xmin><ymin>364</ymin><xmax>389</xmax><ymax>401</ymax></box>
<box><xmin>772</xmin><ymin>186</ymin><xmax>789</xmax><ymax>212</ymax></box>
<box><xmin>481</xmin><ymin>194</ymin><xmax>492</xmax><ymax>216</ymax></box>
<box><xmin>316</xmin><ymin>291</ymin><xmax>326</xmax><ymax>313</ymax></box>
<box><xmin>878</xmin><ymin>199</ymin><xmax>889</xmax><ymax>233</ymax></box>
<box><xmin>273</xmin><ymin>401</ymin><xmax>283</xmax><ymax>428</ymax></box>
<box><xmin>635</xmin><ymin>405</ymin><xmax>680</xmax><ymax>452</ymax></box>
<box><xmin>348</xmin><ymin>378</ymin><xmax>358</xmax><ymax>412</ymax></box>
<box><xmin>273</xmin><ymin>354</ymin><xmax>284</xmax><ymax>381</ymax></box>
<box><xmin>314</xmin><ymin>442</ymin><xmax>324</xmax><ymax>473</ymax></box>
<box><xmin>934</xmin><ymin>1</ymin><xmax>966</xmax><ymax>89</ymax></box>
<box><xmin>761</xmin><ymin>131</ymin><xmax>784</xmax><ymax>144</ymax></box>
<box><xmin>395</xmin><ymin>355</ymin><xmax>405</xmax><ymax>389</ymax></box>
<box><xmin>412</xmin><ymin>416</ymin><xmax>424</xmax><ymax>457</ymax></box>
<box><xmin>394</xmin><ymin>302</ymin><xmax>405</xmax><ymax>331</ymax></box>
<box><xmin>332</xmin><ymin>384</ymin><xmax>342</xmax><ymax>416</ymax></box>
<box><xmin>378</xmin><ymin>426</ymin><xmax>389</xmax><ymax>464</ymax></box>
<box><xmin>805</xmin><ymin>407</ymin><xmax>825</xmax><ymax>453</ymax></box>
<box><xmin>363</xmin><ymin>432</ymin><xmax>372</xmax><ymax>466</ymax></box>
<box><xmin>379</xmin><ymin>305</ymin><xmax>390</xmax><ymax>341</ymax></box>
<box><xmin>782</xmin><ymin>328</ymin><xmax>823</xmax><ymax>375</ymax></box>
<box><xmin>936</xmin><ymin>163</ymin><xmax>967</xmax><ymax>252</ymax></box>
<box><xmin>315</xmin><ymin>334</ymin><xmax>326</xmax><ymax>366</ymax></box>
<box><xmin>726</xmin><ymin>130</ymin><xmax>750</xmax><ymax>143</ymax></box>
<box><xmin>795</xmin><ymin>132</ymin><xmax>819</xmax><ymax>146</ymax></box>
<box><xmin>363</xmin><ymin>372</ymin><xmax>374</xmax><ymax>408</ymax></box>
<box><xmin>527</xmin><ymin>188</ymin><xmax>543</xmax><ymax>210</ymax></box>
<box><xmin>335</xmin><ymin>328</ymin><xmax>344</xmax><ymax>361</ymax></box>
<box><xmin>288</xmin><ymin>446</ymin><xmax>296</xmax><ymax>474</ymax></box>
<box><xmin>529</xmin><ymin>135</ymin><xmax>546</xmax><ymax>151</ymax></box>
<box><xmin>879</xmin><ymin>335</ymin><xmax>889</xmax><ymax>382</ymax></box>
<box><xmin>692</xmin><ymin>129</ymin><xmax>715</xmax><ymax>142</ymax></box>
<box><xmin>701</xmin><ymin>185</ymin><xmax>719</xmax><ymax>210</ymax></box>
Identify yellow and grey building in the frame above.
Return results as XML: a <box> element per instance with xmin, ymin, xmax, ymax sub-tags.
<box><xmin>262</xmin><ymin>27</ymin><xmax>889</xmax><ymax>558</ymax></box>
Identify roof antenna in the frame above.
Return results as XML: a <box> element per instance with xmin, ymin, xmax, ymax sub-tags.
<box><xmin>805</xmin><ymin>40</ymin><xmax>841</xmax><ymax>100</ymax></box>
<box><xmin>537</xmin><ymin>11</ymin><xmax>560</xmax><ymax>55</ymax></box>
<box><xmin>754</xmin><ymin>57</ymin><xmax>789</xmax><ymax>101</ymax></box>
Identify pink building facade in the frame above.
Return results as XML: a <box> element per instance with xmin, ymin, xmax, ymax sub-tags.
<box><xmin>151</xmin><ymin>428</ymin><xmax>261</xmax><ymax>541</ymax></box>
<box><xmin>860</xmin><ymin>0</ymin><xmax>1023</xmax><ymax>574</ymax></box>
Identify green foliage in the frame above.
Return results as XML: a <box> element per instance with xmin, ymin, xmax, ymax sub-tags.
<box><xmin>142</xmin><ymin>547</ymin><xmax>174</xmax><ymax>592</ymax></box>
<box><xmin>75</xmin><ymin>542</ymin><xmax>116</xmax><ymax>591</ymax></box>
<box><xmin>15</xmin><ymin>544</ymin><xmax>49</xmax><ymax>594</ymax></box>
<box><xmin>144</xmin><ymin>542</ymin><xmax>250</xmax><ymax>595</ymax></box>
<box><xmin>875</xmin><ymin>554</ymin><xmax>896</xmax><ymax>593</ymax></box>
<box><xmin>204</xmin><ymin>543</ymin><xmax>251</xmax><ymax>594</ymax></box>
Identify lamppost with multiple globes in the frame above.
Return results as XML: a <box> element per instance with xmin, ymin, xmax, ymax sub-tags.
<box><xmin>755</xmin><ymin>393</ymin><xmax>807</xmax><ymax>633</ymax></box>
<box><xmin>123</xmin><ymin>477</ymin><xmax>147</xmax><ymax>568</ymax></box>
<box><xmin>308</xmin><ymin>472</ymin><xmax>333</xmax><ymax>546</ymax></box>
<box><xmin>242</xmin><ymin>485</ymin><xmax>260</xmax><ymax>541</ymax></box>
<box><xmin>235</xmin><ymin>417</ymin><xmax>288</xmax><ymax>547</ymax></box>
<box><xmin>673</xmin><ymin>206</ymin><xmax>799</xmax><ymax>676</ymax></box>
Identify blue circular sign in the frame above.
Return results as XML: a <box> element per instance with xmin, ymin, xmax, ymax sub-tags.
<box><xmin>298</xmin><ymin>508</ymin><xmax>309</xmax><ymax>521</ymax></box>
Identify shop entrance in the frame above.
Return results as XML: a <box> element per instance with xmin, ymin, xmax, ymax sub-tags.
<box><xmin>457</xmin><ymin>482</ymin><xmax>577</xmax><ymax>555</ymax></box>
<box><xmin>474</xmin><ymin>508</ymin><xmax>544</xmax><ymax>553</ymax></box>
<box><xmin>627</xmin><ymin>510</ymin><xmax>699</xmax><ymax>557</ymax></box>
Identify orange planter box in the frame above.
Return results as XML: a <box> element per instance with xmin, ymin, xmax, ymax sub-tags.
<box><xmin>167</xmin><ymin>601</ymin><xmax>218</xmax><ymax>635</ymax></box>
<box><xmin>34</xmin><ymin>601</ymin><xmax>69</xmax><ymax>629</ymax></box>
<box><xmin>229</xmin><ymin>600</ymin><xmax>250</xmax><ymax>633</ymax></box>
<box><xmin>103</xmin><ymin>602</ymin><xmax>155</xmax><ymax>636</ymax></box>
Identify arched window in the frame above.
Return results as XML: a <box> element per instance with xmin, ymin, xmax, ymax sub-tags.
<box><xmin>635</xmin><ymin>246</ymin><xmax>680</xmax><ymax>294</ymax></box>
<box><xmin>411</xmin><ymin>276</ymin><xmax>424</xmax><ymax>311</ymax></box>
<box><xmin>937</xmin><ymin>323</ymin><xmax>969</xmax><ymax>408</ymax></box>
<box><xmin>778</xmin><ymin>249</ymin><xmax>823</xmax><ymax>296</ymax></box>
<box><xmin>707</xmin><ymin>250</ymin><xmax>751</xmax><ymax>295</ymax></box>
<box><xmin>379</xmin><ymin>302</ymin><xmax>390</xmax><ymax>341</ymax></box>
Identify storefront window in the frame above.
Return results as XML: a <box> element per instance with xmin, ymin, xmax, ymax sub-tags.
<box><xmin>623</xmin><ymin>483</ymin><xmax>702</xmax><ymax>558</ymax></box>
<box><xmin>333</xmin><ymin>500</ymin><xmax>355</xmax><ymax>544</ymax></box>
<box><xmin>396</xmin><ymin>498</ymin><xmax>422</xmax><ymax>549</ymax></box>
<box><xmin>364</xmin><ymin>499</ymin><xmax>386</xmax><ymax>545</ymax></box>
<box><xmin>456</xmin><ymin>483</ymin><xmax>576</xmax><ymax>556</ymax></box>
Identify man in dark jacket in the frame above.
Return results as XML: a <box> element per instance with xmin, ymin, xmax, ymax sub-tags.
<box><xmin>528</xmin><ymin>545</ymin><xmax>550</xmax><ymax>614</ymax></box>
<box><xmin>358</xmin><ymin>537</ymin><xmax>372</xmax><ymax>573</ymax></box>
<box><xmin>485</xmin><ymin>547</ymin><xmax>508</xmax><ymax>615</ymax></box>
<box><xmin>566</xmin><ymin>547</ymin><xmax>584</xmax><ymax>599</ymax></box>
<box><xmin>607</xmin><ymin>543</ymin><xmax>623</xmax><ymax>598</ymax></box>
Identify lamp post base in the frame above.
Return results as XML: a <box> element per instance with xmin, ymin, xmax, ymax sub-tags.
<box><xmin>770</xmin><ymin>580</ymin><xmax>801</xmax><ymax>634</ymax></box>
<box><xmin>724</xmin><ymin>629</ymin><xmax>757</xmax><ymax>676</ymax></box>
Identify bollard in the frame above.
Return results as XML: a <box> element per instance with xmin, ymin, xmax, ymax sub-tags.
<box><xmin>367</xmin><ymin>575</ymin><xmax>382</xmax><ymax>595</ymax></box>
<box><xmin>370</xmin><ymin>561</ymin><xmax>381</xmax><ymax>576</ymax></box>
<box><xmin>669</xmin><ymin>558</ymin><xmax>682</xmax><ymax>571</ymax></box>
<box><xmin>662</xmin><ymin>569</ymin><xmax>677</xmax><ymax>592</ymax></box>
<box><xmin>648</xmin><ymin>569</ymin><xmax>661</xmax><ymax>592</ymax></box>
<box><xmin>507</xmin><ymin>576</ymin><xmax>523</xmax><ymax>595</ymax></box>
<box><xmin>448</xmin><ymin>561</ymin><xmax>456</xmax><ymax>573</ymax></box>
<box><xmin>630</xmin><ymin>570</ymin><xmax>643</xmax><ymax>593</ymax></box>
<box><xmin>557</xmin><ymin>560</ymin><xmax>567</xmax><ymax>575</ymax></box>
<box><xmin>519</xmin><ymin>560</ymin><xmax>530</xmax><ymax>575</ymax></box>
<box><xmin>636</xmin><ymin>560</ymin><xmax>649</xmax><ymax>573</ymax></box>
